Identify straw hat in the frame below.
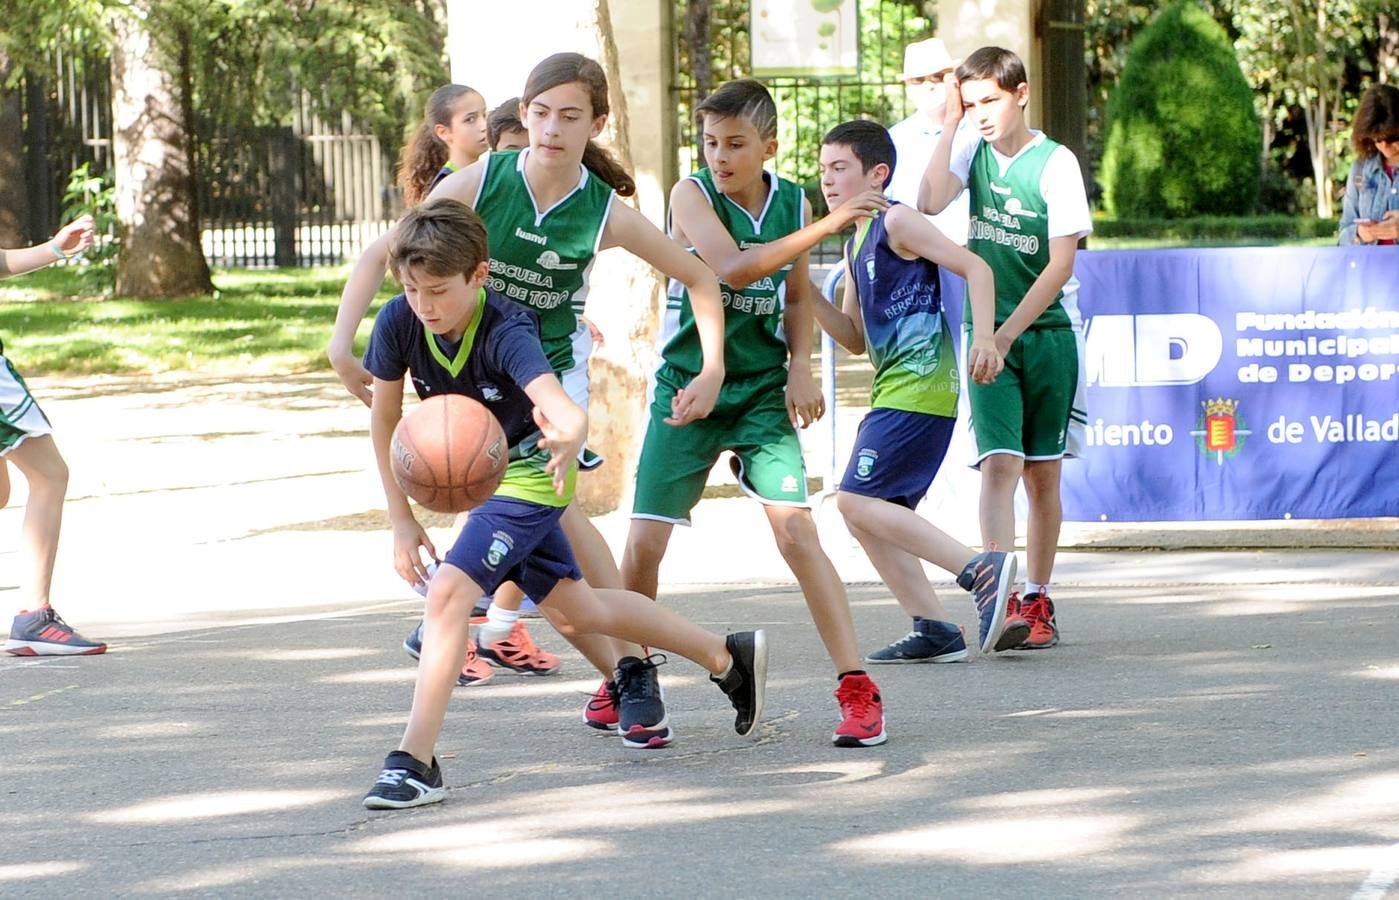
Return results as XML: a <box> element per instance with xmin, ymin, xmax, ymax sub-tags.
<box><xmin>896</xmin><ymin>37</ymin><xmax>959</xmax><ymax>81</ymax></box>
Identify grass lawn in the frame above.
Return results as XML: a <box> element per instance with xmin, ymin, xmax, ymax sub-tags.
<box><xmin>0</xmin><ymin>266</ymin><xmax>393</xmax><ymax>376</ymax></box>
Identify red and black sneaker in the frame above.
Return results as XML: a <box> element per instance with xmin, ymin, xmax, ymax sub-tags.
<box><xmin>995</xmin><ymin>591</ymin><xmax>1030</xmax><ymax>652</ymax></box>
<box><xmin>583</xmin><ymin>677</ymin><xmax>620</xmax><ymax>731</ymax></box>
<box><xmin>1018</xmin><ymin>593</ymin><xmax>1059</xmax><ymax>649</ymax></box>
<box><xmin>832</xmin><ymin>673</ymin><xmax>887</xmax><ymax>747</ymax></box>
<box><xmin>476</xmin><ymin>621</ymin><xmax>561</xmax><ymax>675</ymax></box>
<box><xmin>5</xmin><ymin>608</ymin><xmax>106</xmax><ymax>656</ymax></box>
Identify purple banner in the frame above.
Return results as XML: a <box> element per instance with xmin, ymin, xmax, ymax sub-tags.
<box><xmin>943</xmin><ymin>246</ymin><xmax>1399</xmax><ymax>521</ymax></box>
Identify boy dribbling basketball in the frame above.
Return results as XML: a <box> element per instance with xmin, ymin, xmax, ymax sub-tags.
<box><xmin>360</xmin><ymin>198</ymin><xmax>767</xmax><ymax>809</ymax></box>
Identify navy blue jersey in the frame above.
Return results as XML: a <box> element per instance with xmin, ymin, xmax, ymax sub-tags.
<box><xmin>364</xmin><ymin>288</ymin><xmax>554</xmax><ymax>459</ymax></box>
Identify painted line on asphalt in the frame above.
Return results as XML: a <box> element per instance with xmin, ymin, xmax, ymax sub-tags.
<box><xmin>1353</xmin><ymin>842</ymin><xmax>1399</xmax><ymax>900</ymax></box>
<box><xmin>7</xmin><ymin>684</ymin><xmax>79</xmax><ymax>707</ymax></box>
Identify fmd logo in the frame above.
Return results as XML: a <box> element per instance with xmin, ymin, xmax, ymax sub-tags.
<box><xmin>1085</xmin><ymin>314</ymin><xmax>1223</xmax><ymax>387</ymax></box>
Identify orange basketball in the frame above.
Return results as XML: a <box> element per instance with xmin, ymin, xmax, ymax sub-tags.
<box><xmin>390</xmin><ymin>395</ymin><xmax>507</xmax><ymax>513</ymax></box>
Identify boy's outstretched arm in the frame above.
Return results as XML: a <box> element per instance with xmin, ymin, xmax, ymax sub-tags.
<box><xmin>370</xmin><ymin>376</ymin><xmax>437</xmax><ymax>586</ymax></box>
<box><xmin>994</xmin><ymin>235</ymin><xmax>1078</xmax><ymax>355</ymax></box>
<box><xmin>523</xmin><ymin>374</ymin><xmax>588</xmax><ymax>496</ymax></box>
<box><xmin>328</xmin><ymin>164</ymin><xmax>487</xmax><ymax>407</ymax></box>
<box><xmin>808</xmin><ymin>256</ymin><xmax>865</xmax><ymax>356</ymax></box>
<box><xmin>918</xmin><ymin>76</ymin><xmax>967</xmax><ymax>216</ymax></box>
<box><xmin>0</xmin><ymin>216</ymin><xmax>94</xmax><ymax>279</ymax></box>
<box><xmin>671</xmin><ymin>180</ymin><xmax>886</xmax><ymax>291</ymax></box>
<box><xmin>884</xmin><ymin>205</ymin><xmax>1003</xmax><ymax>384</ymax></box>
<box><xmin>602</xmin><ymin>200</ymin><xmax>725</xmax><ymax>425</ymax></box>
<box><xmin>782</xmin><ymin>249</ymin><xmax>824</xmax><ymax>429</ymax></box>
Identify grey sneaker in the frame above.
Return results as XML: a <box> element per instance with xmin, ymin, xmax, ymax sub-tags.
<box><xmin>958</xmin><ymin>551</ymin><xmax>1024</xmax><ymax>653</ymax></box>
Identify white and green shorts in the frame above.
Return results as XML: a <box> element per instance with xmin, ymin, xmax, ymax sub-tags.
<box><xmin>1</xmin><ymin>355</ymin><xmax>52</xmax><ymax>455</ymax></box>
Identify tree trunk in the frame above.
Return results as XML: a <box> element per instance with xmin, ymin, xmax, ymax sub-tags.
<box><xmin>1380</xmin><ymin>13</ymin><xmax>1398</xmax><ymax>85</ymax></box>
<box><xmin>0</xmin><ymin>48</ymin><xmax>26</xmax><ymax>246</ymax></box>
<box><xmin>110</xmin><ymin>3</ymin><xmax>212</xmax><ymax>298</ymax></box>
<box><xmin>574</xmin><ymin>0</ymin><xmax>667</xmax><ymax>515</ymax></box>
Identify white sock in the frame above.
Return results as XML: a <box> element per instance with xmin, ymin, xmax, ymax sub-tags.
<box><xmin>478</xmin><ymin>604</ymin><xmax>520</xmax><ymax>645</ymax></box>
<box><xmin>1027</xmin><ymin>582</ymin><xmax>1050</xmax><ymax>598</ymax></box>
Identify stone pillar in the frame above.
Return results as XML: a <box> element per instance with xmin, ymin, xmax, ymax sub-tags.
<box><xmin>937</xmin><ymin>0</ymin><xmax>1042</xmax><ymax>128</ymax></box>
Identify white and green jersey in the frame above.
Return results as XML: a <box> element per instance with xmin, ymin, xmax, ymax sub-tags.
<box><xmin>474</xmin><ymin>148</ymin><xmax>616</xmax><ymax>374</ymax></box>
<box><xmin>661</xmin><ymin>168</ymin><xmax>802</xmax><ymax>377</ymax></box>
<box><xmin>959</xmin><ymin>133</ymin><xmax>1091</xmax><ymax>331</ymax></box>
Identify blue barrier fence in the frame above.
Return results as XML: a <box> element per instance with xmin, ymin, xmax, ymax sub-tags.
<box><xmin>826</xmin><ymin>246</ymin><xmax>1399</xmax><ymax>522</ymax></box>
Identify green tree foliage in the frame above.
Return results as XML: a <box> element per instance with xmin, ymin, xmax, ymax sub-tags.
<box><xmin>1099</xmin><ymin>2</ymin><xmax>1262</xmax><ymax>217</ymax></box>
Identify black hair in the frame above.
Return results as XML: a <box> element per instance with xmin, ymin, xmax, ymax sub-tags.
<box><xmin>695</xmin><ymin>79</ymin><xmax>778</xmax><ymax>140</ymax></box>
<box><xmin>822</xmin><ymin>120</ymin><xmax>896</xmax><ymax>188</ymax></box>
<box><xmin>1353</xmin><ymin>83</ymin><xmax>1399</xmax><ymax>159</ymax></box>
<box><xmin>488</xmin><ymin>97</ymin><xmax>525</xmax><ymax>150</ymax></box>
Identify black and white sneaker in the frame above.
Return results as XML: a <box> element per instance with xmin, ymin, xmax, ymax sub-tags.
<box><xmin>615</xmin><ymin>654</ymin><xmax>673</xmax><ymax>749</ymax></box>
<box><xmin>363</xmin><ymin>750</ymin><xmax>445</xmax><ymax>810</ymax></box>
<box><xmin>710</xmin><ymin>630</ymin><xmax>768</xmax><ymax>737</ymax></box>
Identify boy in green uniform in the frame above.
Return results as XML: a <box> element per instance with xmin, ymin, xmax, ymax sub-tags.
<box><xmin>624</xmin><ymin>80</ymin><xmax>894</xmax><ymax>747</ymax></box>
<box><xmin>919</xmin><ymin>47</ymin><xmax>1092</xmax><ymax>649</ymax></box>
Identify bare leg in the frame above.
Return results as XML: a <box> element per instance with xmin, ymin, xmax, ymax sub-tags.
<box><xmin>844</xmin><ymin>517</ymin><xmax>951</xmax><ymax>621</ymax></box>
<box><xmin>560</xmin><ymin>502</ymin><xmax>642</xmax><ymax>669</ymax></box>
<box><xmin>543</xmin><ymin>581</ymin><xmax>729</xmax><ymax>675</ymax></box>
<box><xmin>978</xmin><ymin>453</ymin><xmax>1023</xmax><ymax>552</ymax></box>
<box><xmin>621</xmin><ymin>517</ymin><xmax>675</xmax><ymax>601</ymax></box>
<box><xmin>764</xmin><ymin>505</ymin><xmax>861</xmax><ymax>674</ymax></box>
<box><xmin>0</xmin><ymin>460</ymin><xmax>10</xmax><ymax>508</ymax></box>
<box><xmin>1021</xmin><ymin>459</ymin><xmax>1063</xmax><ymax>586</ymax></box>
<box><xmin>400</xmin><ymin>563</ymin><xmax>480</xmax><ymax>763</ymax></box>
<box><xmin>7</xmin><ymin>436</ymin><xmax>68</xmax><ymax>611</ymax></box>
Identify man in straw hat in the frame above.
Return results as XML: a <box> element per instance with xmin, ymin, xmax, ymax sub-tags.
<box><xmin>887</xmin><ymin>37</ymin><xmax>972</xmax><ymax>244</ymax></box>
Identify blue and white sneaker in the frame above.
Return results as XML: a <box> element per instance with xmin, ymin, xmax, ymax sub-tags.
<box><xmin>865</xmin><ymin>619</ymin><xmax>968</xmax><ymax>664</ymax></box>
<box><xmin>958</xmin><ymin>551</ymin><xmax>1025</xmax><ymax>653</ymax></box>
<box><xmin>363</xmin><ymin>751</ymin><xmax>445</xmax><ymax>809</ymax></box>
<box><xmin>5</xmin><ymin>608</ymin><xmax>106</xmax><ymax>656</ymax></box>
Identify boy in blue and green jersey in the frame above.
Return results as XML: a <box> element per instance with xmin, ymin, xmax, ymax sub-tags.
<box><xmin>813</xmin><ymin>120</ymin><xmax>1023</xmax><ymax>664</ymax></box>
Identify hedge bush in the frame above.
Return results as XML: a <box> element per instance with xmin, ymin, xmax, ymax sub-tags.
<box><xmin>1099</xmin><ymin>2</ymin><xmax>1262</xmax><ymax>218</ymax></box>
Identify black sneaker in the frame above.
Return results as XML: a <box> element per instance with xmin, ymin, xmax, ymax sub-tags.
<box><xmin>363</xmin><ymin>750</ymin><xmax>445</xmax><ymax>810</ymax></box>
<box><xmin>958</xmin><ymin>551</ymin><xmax>1022</xmax><ymax>654</ymax></box>
<box><xmin>710</xmin><ymin>630</ymin><xmax>768</xmax><ymax>737</ymax></box>
<box><xmin>865</xmin><ymin>619</ymin><xmax>969</xmax><ymax>664</ymax></box>
<box><xmin>614</xmin><ymin>654</ymin><xmax>673</xmax><ymax>749</ymax></box>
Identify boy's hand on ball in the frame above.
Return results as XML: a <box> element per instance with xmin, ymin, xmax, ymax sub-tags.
<box><xmin>533</xmin><ymin>407</ymin><xmax>583</xmax><ymax>495</ymax></box>
<box><xmin>392</xmin><ymin>518</ymin><xmax>437</xmax><ymax>586</ymax></box>
<box><xmin>667</xmin><ymin>367</ymin><xmax>722</xmax><ymax>426</ymax></box>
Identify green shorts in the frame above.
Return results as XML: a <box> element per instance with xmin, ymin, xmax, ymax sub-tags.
<box><xmin>967</xmin><ymin>327</ymin><xmax>1083</xmax><ymax>464</ymax></box>
<box><xmin>632</xmin><ymin>364</ymin><xmax>807</xmax><ymax>524</ymax></box>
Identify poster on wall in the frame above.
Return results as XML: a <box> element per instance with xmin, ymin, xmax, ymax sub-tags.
<box><xmin>751</xmin><ymin>0</ymin><xmax>859</xmax><ymax>78</ymax></box>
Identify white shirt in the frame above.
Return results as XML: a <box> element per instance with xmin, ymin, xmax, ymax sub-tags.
<box><xmin>886</xmin><ymin>114</ymin><xmax>976</xmax><ymax>245</ymax></box>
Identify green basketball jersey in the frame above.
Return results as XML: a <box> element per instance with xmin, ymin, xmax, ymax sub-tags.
<box><xmin>966</xmin><ymin>136</ymin><xmax>1070</xmax><ymax>331</ymax></box>
<box><xmin>474</xmin><ymin>148</ymin><xmax>616</xmax><ymax>373</ymax></box>
<box><xmin>661</xmin><ymin>168</ymin><xmax>802</xmax><ymax>377</ymax></box>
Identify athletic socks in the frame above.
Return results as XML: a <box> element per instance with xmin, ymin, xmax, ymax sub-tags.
<box><xmin>477</xmin><ymin>604</ymin><xmax>521</xmax><ymax>645</ymax></box>
<box><xmin>1027</xmin><ymin>582</ymin><xmax>1050</xmax><ymax>597</ymax></box>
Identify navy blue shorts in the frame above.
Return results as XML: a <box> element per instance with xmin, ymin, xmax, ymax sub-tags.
<box><xmin>443</xmin><ymin>497</ymin><xmax>582</xmax><ymax>602</ymax></box>
<box><xmin>839</xmin><ymin>408</ymin><xmax>956</xmax><ymax>509</ymax></box>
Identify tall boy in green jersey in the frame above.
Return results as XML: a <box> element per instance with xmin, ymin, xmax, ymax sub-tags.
<box><xmin>919</xmin><ymin>46</ymin><xmax>1093</xmax><ymax>650</ymax></box>
<box><xmin>812</xmin><ymin>120</ymin><xmax>1025</xmax><ymax>665</ymax></box>
<box><xmin>624</xmin><ymin>80</ymin><xmax>898</xmax><ymax>748</ymax></box>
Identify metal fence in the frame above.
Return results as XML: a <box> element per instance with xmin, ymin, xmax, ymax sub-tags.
<box><xmin>18</xmin><ymin>56</ymin><xmax>401</xmax><ymax>267</ymax></box>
